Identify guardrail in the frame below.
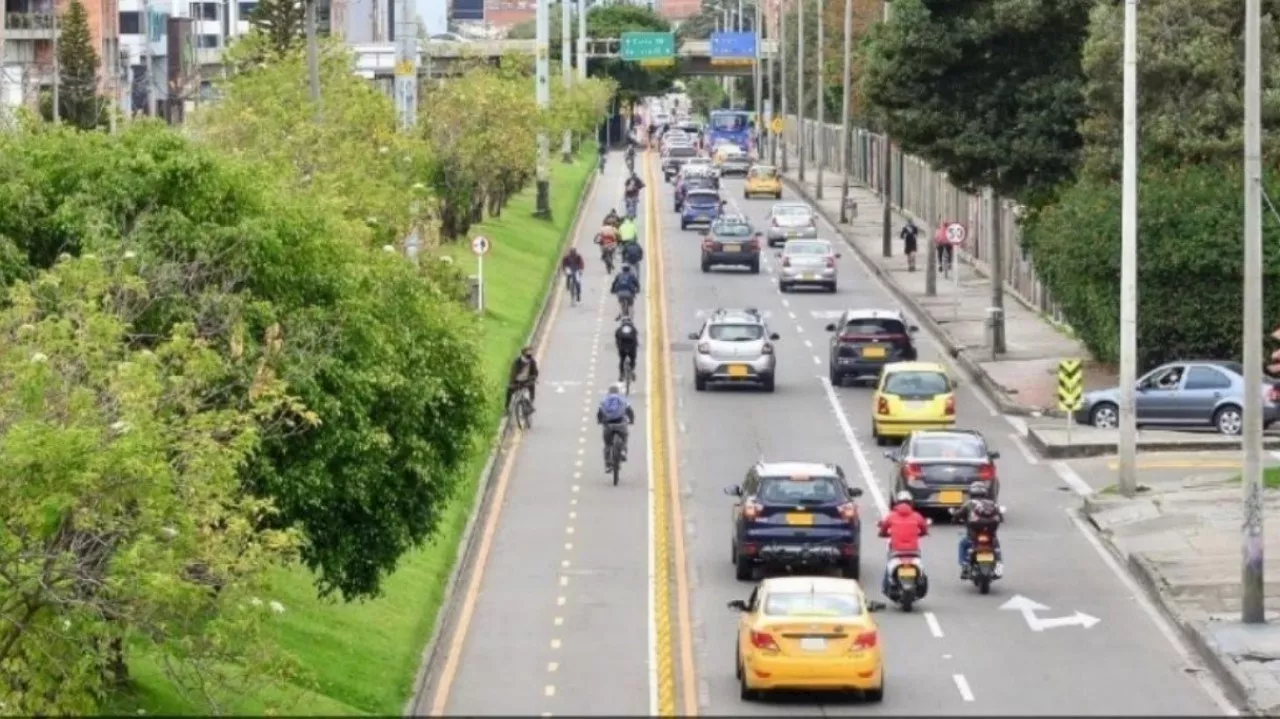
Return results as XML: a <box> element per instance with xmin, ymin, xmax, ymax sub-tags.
<box><xmin>782</xmin><ymin>115</ymin><xmax>1067</xmax><ymax>325</ymax></box>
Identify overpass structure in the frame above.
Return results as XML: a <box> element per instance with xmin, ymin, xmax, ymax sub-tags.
<box><xmin>351</xmin><ymin>38</ymin><xmax>778</xmax><ymax>79</ymax></box>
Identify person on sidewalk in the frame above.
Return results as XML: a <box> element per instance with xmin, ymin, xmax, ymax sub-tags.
<box><xmin>900</xmin><ymin>220</ymin><xmax>920</xmax><ymax>272</ymax></box>
<box><xmin>934</xmin><ymin>221</ymin><xmax>955</xmax><ymax>278</ymax></box>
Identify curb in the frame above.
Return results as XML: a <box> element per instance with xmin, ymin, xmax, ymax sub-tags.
<box><xmin>778</xmin><ymin>170</ymin><xmax>1056</xmax><ymax>419</ymax></box>
<box><xmin>1079</xmin><ymin>503</ymin><xmax>1260</xmax><ymax>715</ymax></box>
<box><xmin>403</xmin><ymin>162</ymin><xmax>599</xmax><ymax>717</ymax></box>
<box><xmin>1030</xmin><ymin>429</ymin><xmax>1280</xmax><ymax>459</ymax></box>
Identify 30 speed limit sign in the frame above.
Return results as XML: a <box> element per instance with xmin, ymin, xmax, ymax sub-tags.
<box><xmin>945</xmin><ymin>222</ymin><xmax>967</xmax><ymax>245</ymax></box>
<box><xmin>471</xmin><ymin>235</ymin><xmax>491</xmax><ymax>256</ymax></box>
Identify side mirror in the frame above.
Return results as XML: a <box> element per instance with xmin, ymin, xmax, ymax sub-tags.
<box><xmin>988</xmin><ymin>450</ymin><xmax>1001</xmax><ymax>460</ymax></box>
<box><xmin>882</xmin><ymin>450</ymin><xmax>895</xmax><ymax>461</ymax></box>
<box><xmin>724</xmin><ymin>484</ymin><xmax>743</xmax><ymax>497</ymax></box>
<box><xmin>848</xmin><ymin>487</ymin><xmax>864</xmax><ymax>498</ymax></box>
<box><xmin>769</xmin><ymin>333</ymin><xmax>781</xmax><ymax>341</ymax></box>
<box><xmin>727</xmin><ymin>599</ymin><xmax>749</xmax><ymax>612</ymax></box>
<box><xmin>926</xmin><ymin>518</ymin><xmax>934</xmax><ymax>526</ymax></box>
<box><xmin>825</xmin><ymin>323</ymin><xmax>837</xmax><ymax>332</ymax></box>
<box><xmin>688</xmin><ymin>332</ymin><xmax>699</xmax><ymax>340</ymax></box>
<box><xmin>1137</xmin><ymin>383</ymin><xmax>1149</xmax><ymax>392</ymax></box>
<box><xmin>867</xmin><ymin>600</ymin><xmax>887</xmax><ymax>613</ymax></box>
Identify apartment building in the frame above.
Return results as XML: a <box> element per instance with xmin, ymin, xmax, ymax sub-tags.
<box><xmin>2</xmin><ymin>0</ymin><xmax>123</xmax><ymax>113</ymax></box>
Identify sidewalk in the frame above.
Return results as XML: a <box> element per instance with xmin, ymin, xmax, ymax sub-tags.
<box><xmin>1085</xmin><ymin>472</ymin><xmax>1280</xmax><ymax>714</ymax></box>
<box><xmin>774</xmin><ymin>150</ymin><xmax>1118</xmax><ymax>416</ymax></box>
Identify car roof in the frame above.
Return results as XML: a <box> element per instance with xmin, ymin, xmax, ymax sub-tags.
<box><xmin>783</xmin><ymin>239</ymin><xmax>831</xmax><ymax>249</ymax></box>
<box><xmin>842</xmin><ymin>308</ymin><xmax>907</xmax><ymax>320</ymax></box>
<box><xmin>883</xmin><ymin>361</ymin><xmax>948</xmax><ymax>374</ymax></box>
<box><xmin>687</xmin><ymin>188</ymin><xmax>719</xmax><ymax>196</ymax></box>
<box><xmin>762</xmin><ymin>575</ymin><xmax>865</xmax><ymax>597</ymax></box>
<box><xmin>751</xmin><ymin>164</ymin><xmax>778</xmax><ymax>171</ymax></box>
<box><xmin>715</xmin><ymin>213</ymin><xmax>749</xmax><ymax>223</ymax></box>
<box><xmin>907</xmin><ymin>429</ymin><xmax>986</xmax><ymax>445</ymax></box>
<box><xmin>755</xmin><ymin>460</ymin><xmax>840</xmax><ymax>478</ymax></box>
<box><xmin>771</xmin><ymin>202</ymin><xmax>813</xmax><ymax>212</ymax></box>
<box><xmin>708</xmin><ymin>308</ymin><xmax>765</xmax><ymax>324</ymax></box>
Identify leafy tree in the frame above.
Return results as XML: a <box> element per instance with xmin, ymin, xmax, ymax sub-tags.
<box><xmin>859</xmin><ymin>0</ymin><xmax>1091</xmax><ymax>202</ymax></box>
<box><xmin>0</xmin><ymin>255</ymin><xmax>301</xmax><ymax>714</ymax></box>
<box><xmin>767</xmin><ymin>0</ymin><xmax>881</xmax><ymax>122</ymax></box>
<box><xmin>1077</xmin><ymin>0</ymin><xmax>1280</xmax><ymax>179</ymax></box>
<box><xmin>686</xmin><ymin>75</ymin><xmax>728</xmax><ymax>116</ymax></box>
<box><xmin>53</xmin><ymin>0</ymin><xmax>102</xmax><ymax>129</ymax></box>
<box><xmin>250</xmin><ymin>0</ymin><xmax>306</xmax><ymax>56</ymax></box>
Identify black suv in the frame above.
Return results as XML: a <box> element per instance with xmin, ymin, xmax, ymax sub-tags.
<box><xmin>825</xmin><ymin>309</ymin><xmax>920</xmax><ymax>387</ymax></box>
<box><xmin>725</xmin><ymin>461</ymin><xmax>864</xmax><ymax>581</ymax></box>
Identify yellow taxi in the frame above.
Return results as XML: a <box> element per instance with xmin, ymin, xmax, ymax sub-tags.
<box><xmin>871</xmin><ymin>361</ymin><xmax>957</xmax><ymax>445</ymax></box>
<box><xmin>744</xmin><ymin>165</ymin><xmax>783</xmax><ymax>199</ymax></box>
<box><xmin>729</xmin><ymin>576</ymin><xmax>885</xmax><ymax>701</ymax></box>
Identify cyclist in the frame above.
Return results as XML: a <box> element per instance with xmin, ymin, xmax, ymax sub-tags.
<box><xmin>623</xmin><ymin>174</ymin><xmax>645</xmax><ymax>219</ymax></box>
<box><xmin>615</xmin><ymin>316</ymin><xmax>640</xmax><ymax>382</ymax></box>
<box><xmin>625</xmin><ymin>144</ymin><xmax>637</xmax><ymax>172</ymax></box>
<box><xmin>596</xmin><ymin>383</ymin><xmax>635</xmax><ymax>468</ymax></box>
<box><xmin>597</xmin><ymin>143</ymin><xmax>607</xmax><ymax>171</ymax></box>
<box><xmin>618</xmin><ymin>215</ymin><xmax>638</xmax><ymax>244</ymax></box>
<box><xmin>610</xmin><ymin>264</ymin><xmax>640</xmax><ymax>319</ymax></box>
<box><xmin>603</xmin><ymin>208</ymin><xmax>622</xmax><ymax>228</ymax></box>
<box><xmin>595</xmin><ymin>224</ymin><xmax>619</xmax><ymax>272</ymax></box>
<box><xmin>561</xmin><ymin>247</ymin><xmax>585</xmax><ymax>300</ymax></box>
<box><xmin>505</xmin><ymin>346</ymin><xmax>540</xmax><ymax>413</ymax></box>
<box><xmin>620</xmin><ymin>239</ymin><xmax>644</xmax><ymax>280</ymax></box>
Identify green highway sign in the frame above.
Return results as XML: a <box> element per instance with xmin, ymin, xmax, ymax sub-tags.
<box><xmin>621</xmin><ymin>32</ymin><xmax>675</xmax><ymax>61</ymax></box>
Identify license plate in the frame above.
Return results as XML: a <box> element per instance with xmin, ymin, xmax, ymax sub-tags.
<box><xmin>938</xmin><ymin>490</ymin><xmax>964</xmax><ymax>505</ymax></box>
<box><xmin>976</xmin><ymin>552</ymin><xmax>996</xmax><ymax>562</ymax></box>
<box><xmin>862</xmin><ymin>346</ymin><xmax>887</xmax><ymax>358</ymax></box>
<box><xmin>727</xmin><ymin>365</ymin><xmax>749</xmax><ymax>377</ymax></box>
<box><xmin>723</xmin><ymin>244</ymin><xmax>740</xmax><ymax>252</ymax></box>
<box><xmin>906</xmin><ymin>401</ymin><xmax>928</xmax><ymax>410</ymax></box>
<box><xmin>785</xmin><ymin>513</ymin><xmax>814</xmax><ymax>526</ymax></box>
<box><xmin>803</xmin><ymin>273</ymin><xmax>816</xmax><ymax>280</ymax></box>
<box><xmin>898</xmin><ymin>566</ymin><xmax>918</xmax><ymax>578</ymax></box>
<box><xmin>800</xmin><ymin>637</ymin><xmax>826</xmax><ymax>652</ymax></box>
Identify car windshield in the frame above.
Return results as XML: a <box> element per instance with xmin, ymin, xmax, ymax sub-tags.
<box><xmin>708</xmin><ymin>323</ymin><xmax>764</xmax><ymax>341</ymax></box>
<box><xmin>842</xmin><ymin>317</ymin><xmax>906</xmax><ymax>335</ymax></box>
<box><xmin>883</xmin><ymin>370</ymin><xmax>951</xmax><ymax>396</ymax></box>
<box><xmin>750</xmin><ymin>167</ymin><xmax>778</xmax><ymax>179</ymax></box>
<box><xmin>688</xmin><ymin>192</ymin><xmax>720</xmax><ymax>205</ymax></box>
<box><xmin>774</xmin><ymin>205</ymin><xmax>812</xmax><ymax>217</ymax></box>
<box><xmin>785</xmin><ymin>242</ymin><xmax>830</xmax><ymax>255</ymax></box>
<box><xmin>715</xmin><ymin>223</ymin><xmax>752</xmax><ymax>237</ymax></box>
<box><xmin>758</xmin><ymin>476</ymin><xmax>843</xmax><ymax>504</ymax></box>
<box><xmin>764</xmin><ymin>591</ymin><xmax>862</xmax><ymax>617</ymax></box>
<box><xmin>912</xmin><ymin>435</ymin><xmax>987</xmax><ymax>460</ymax></box>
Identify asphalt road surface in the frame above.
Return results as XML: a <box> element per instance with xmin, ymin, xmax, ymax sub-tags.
<box><xmin>418</xmin><ymin>151</ymin><xmax>1236</xmax><ymax>716</ymax></box>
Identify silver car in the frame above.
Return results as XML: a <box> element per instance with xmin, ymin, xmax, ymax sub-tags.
<box><xmin>688</xmin><ymin>308</ymin><xmax>781</xmax><ymax>392</ymax></box>
<box><xmin>1072</xmin><ymin>360</ymin><xmax>1280</xmax><ymax>435</ymax></box>
<box><xmin>718</xmin><ymin>147</ymin><xmax>752</xmax><ymax>176</ymax></box>
<box><xmin>766</xmin><ymin>202</ymin><xmax>818</xmax><ymax>245</ymax></box>
<box><xmin>777</xmin><ymin>239</ymin><xmax>840</xmax><ymax>292</ymax></box>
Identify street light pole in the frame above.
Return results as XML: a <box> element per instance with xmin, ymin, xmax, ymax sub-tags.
<box><xmin>796</xmin><ymin>0</ymin><xmax>805</xmax><ymax>182</ymax></box>
<box><xmin>779</xmin><ymin>2</ymin><xmax>788</xmax><ymax>172</ymax></box>
<box><xmin>1116</xmin><ymin>0</ymin><xmax>1139</xmax><ymax>497</ymax></box>
<box><xmin>814</xmin><ymin>0</ymin><xmax>824</xmax><ymax>198</ymax></box>
<box><xmin>1242</xmin><ymin>0</ymin><xmax>1265</xmax><ymax>624</ymax></box>
<box><xmin>576</xmin><ymin>0</ymin><xmax>587</xmax><ymax>82</ymax></box>
<box><xmin>879</xmin><ymin>0</ymin><xmax>892</xmax><ymax>258</ymax></box>
<box><xmin>306</xmin><ymin>0</ymin><xmax>321</xmax><ymax>120</ymax></box>
<box><xmin>837</xmin><ymin>0</ymin><xmax>852</xmax><ymax>222</ymax></box>
<box><xmin>535</xmin><ymin>0</ymin><xmax>551</xmax><ymax>217</ymax></box>
<box><xmin>753</xmin><ymin>0</ymin><xmax>763</xmax><ymax>156</ymax></box>
<box><xmin>561</xmin><ymin>0</ymin><xmax>572</xmax><ymax>162</ymax></box>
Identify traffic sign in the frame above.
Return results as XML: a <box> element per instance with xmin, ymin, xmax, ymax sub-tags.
<box><xmin>394</xmin><ymin>59</ymin><xmax>414</xmax><ymax>77</ymax></box>
<box><xmin>945</xmin><ymin>222</ymin><xmax>967</xmax><ymax>245</ymax></box>
<box><xmin>710</xmin><ymin>31</ymin><xmax>757</xmax><ymax>66</ymax></box>
<box><xmin>471</xmin><ymin>236</ymin><xmax>490</xmax><ymax>256</ymax></box>
<box><xmin>620</xmin><ymin>31</ymin><xmax>675</xmax><ymax>61</ymax></box>
<box><xmin>1057</xmin><ymin>359</ymin><xmax>1083</xmax><ymax>412</ymax></box>
<box><xmin>769</xmin><ymin>117</ymin><xmax>784</xmax><ymax>135</ymax></box>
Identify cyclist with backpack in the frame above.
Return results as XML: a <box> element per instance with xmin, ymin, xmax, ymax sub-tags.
<box><xmin>620</xmin><ymin>239</ymin><xmax>644</xmax><ymax>280</ymax></box>
<box><xmin>610</xmin><ymin>264</ymin><xmax>640</xmax><ymax>319</ymax></box>
<box><xmin>615</xmin><ymin>316</ymin><xmax>640</xmax><ymax>382</ymax></box>
<box><xmin>596</xmin><ymin>383</ymin><xmax>636</xmax><ymax>469</ymax></box>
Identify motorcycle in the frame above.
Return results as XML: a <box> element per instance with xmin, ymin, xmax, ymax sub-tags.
<box><xmin>884</xmin><ymin>552</ymin><xmax>929</xmax><ymax>612</ymax></box>
<box><xmin>966</xmin><ymin>531</ymin><xmax>1001</xmax><ymax>594</ymax></box>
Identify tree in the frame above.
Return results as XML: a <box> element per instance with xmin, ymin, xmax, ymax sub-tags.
<box><xmin>54</xmin><ymin>0</ymin><xmax>102</xmax><ymax>129</ymax></box>
<box><xmin>0</xmin><ymin>255</ymin><xmax>301</xmax><ymax>714</ymax></box>
<box><xmin>250</xmin><ymin>0</ymin><xmax>306</xmax><ymax>56</ymax></box>
<box><xmin>859</xmin><ymin>0</ymin><xmax>1091</xmax><ymax>202</ymax></box>
<box><xmin>1077</xmin><ymin>0</ymin><xmax>1280</xmax><ymax>179</ymax></box>
<box><xmin>768</xmin><ymin>0</ymin><xmax>881</xmax><ymax>122</ymax></box>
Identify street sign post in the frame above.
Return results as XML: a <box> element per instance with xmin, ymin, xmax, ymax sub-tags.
<box><xmin>621</xmin><ymin>32</ymin><xmax>675</xmax><ymax>63</ymax></box>
<box><xmin>1057</xmin><ymin>359</ymin><xmax>1084</xmax><ymax>442</ymax></box>
<box><xmin>710</xmin><ymin>31</ymin><xmax>757</xmax><ymax>66</ymax></box>
<box><xmin>944</xmin><ymin>222</ymin><xmax>967</xmax><ymax>318</ymax></box>
<box><xmin>472</xmin><ymin>235</ymin><xmax>490</xmax><ymax>313</ymax></box>
<box><xmin>769</xmin><ymin>116</ymin><xmax>784</xmax><ymax>135</ymax></box>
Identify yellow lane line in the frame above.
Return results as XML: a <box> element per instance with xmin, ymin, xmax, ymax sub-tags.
<box><xmin>426</xmin><ymin>174</ymin><xmax>599</xmax><ymax>716</ymax></box>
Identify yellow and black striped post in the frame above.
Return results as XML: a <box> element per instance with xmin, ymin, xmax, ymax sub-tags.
<box><xmin>1058</xmin><ymin>359</ymin><xmax>1083</xmax><ymax>439</ymax></box>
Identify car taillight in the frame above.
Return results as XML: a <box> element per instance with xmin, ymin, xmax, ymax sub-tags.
<box><xmin>1269</xmin><ymin>386</ymin><xmax>1280</xmax><ymax>403</ymax></box>
<box><xmin>977</xmin><ymin>463</ymin><xmax>996</xmax><ymax>481</ymax></box>
<box><xmin>762</xmin><ymin>343</ymin><xmax>774</xmax><ymax>355</ymax></box>
<box><xmin>751</xmin><ymin>630</ymin><xmax>780</xmax><ymax>652</ymax></box>
<box><xmin>903</xmin><ymin>462</ymin><xmax>924</xmax><ymax>481</ymax></box>
<box><xmin>944</xmin><ymin>396</ymin><xmax>956</xmax><ymax>415</ymax></box>
<box><xmin>838</xmin><ymin>502</ymin><xmax>858</xmax><ymax>521</ymax></box>
<box><xmin>748</xmin><ymin>238</ymin><xmax>760</xmax><ymax>250</ymax></box>
<box><xmin>743</xmin><ymin>500</ymin><xmax>763</xmax><ymax>519</ymax></box>
<box><xmin>852</xmin><ymin>631</ymin><xmax>878</xmax><ymax>650</ymax></box>
<box><xmin>782</xmin><ymin>257</ymin><xmax>791</xmax><ymax>268</ymax></box>
<box><xmin>701</xmin><ymin>239</ymin><xmax>715</xmax><ymax>250</ymax></box>
<box><xmin>825</xmin><ymin>257</ymin><xmax>836</xmax><ymax>268</ymax></box>
<box><xmin>697</xmin><ymin>341</ymin><xmax>711</xmax><ymax>354</ymax></box>
<box><xmin>876</xmin><ymin>396</ymin><xmax>889</xmax><ymax>414</ymax></box>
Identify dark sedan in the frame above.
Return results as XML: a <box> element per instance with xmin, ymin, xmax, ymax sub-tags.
<box><xmin>883</xmin><ymin>430</ymin><xmax>1000</xmax><ymax>513</ymax></box>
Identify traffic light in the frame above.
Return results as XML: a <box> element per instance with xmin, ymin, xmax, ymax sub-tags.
<box><xmin>1268</xmin><ymin>326</ymin><xmax>1280</xmax><ymax>375</ymax></box>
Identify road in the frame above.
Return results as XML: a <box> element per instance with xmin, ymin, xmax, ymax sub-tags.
<box><xmin>417</xmin><ymin>150</ymin><xmax>1236</xmax><ymax>716</ymax></box>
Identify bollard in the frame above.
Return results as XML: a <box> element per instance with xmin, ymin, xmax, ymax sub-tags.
<box><xmin>985</xmin><ymin>307</ymin><xmax>1004</xmax><ymax>359</ymax></box>
<box><xmin>468</xmin><ymin>275</ymin><xmax>482</xmax><ymax>312</ymax></box>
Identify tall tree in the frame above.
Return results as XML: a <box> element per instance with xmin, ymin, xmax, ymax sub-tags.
<box><xmin>56</xmin><ymin>0</ymin><xmax>101</xmax><ymax>130</ymax></box>
<box><xmin>860</xmin><ymin>0</ymin><xmax>1091</xmax><ymax>202</ymax></box>
<box><xmin>250</xmin><ymin>0</ymin><xmax>306</xmax><ymax>56</ymax></box>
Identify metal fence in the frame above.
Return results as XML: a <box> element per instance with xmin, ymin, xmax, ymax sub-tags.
<box><xmin>781</xmin><ymin>115</ymin><xmax>1069</xmax><ymax>326</ymax></box>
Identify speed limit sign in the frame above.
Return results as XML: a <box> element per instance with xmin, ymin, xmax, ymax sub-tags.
<box><xmin>471</xmin><ymin>235</ymin><xmax>491</xmax><ymax>255</ymax></box>
<box><xmin>945</xmin><ymin>222</ymin><xmax>967</xmax><ymax>245</ymax></box>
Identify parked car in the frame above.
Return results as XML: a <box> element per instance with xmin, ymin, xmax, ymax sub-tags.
<box><xmin>777</xmin><ymin>239</ymin><xmax>839</xmax><ymax>292</ymax></box>
<box><xmin>724</xmin><ymin>461</ymin><xmax>864</xmax><ymax>580</ymax></box>
<box><xmin>701</xmin><ymin>215</ymin><xmax>762</xmax><ymax>273</ymax></box>
<box><xmin>1074</xmin><ymin>360</ymin><xmax>1280</xmax><ymax>435</ymax></box>
<box><xmin>689</xmin><ymin>308</ymin><xmax>780</xmax><ymax>391</ymax></box>
<box><xmin>884</xmin><ymin>429</ymin><xmax>1000</xmax><ymax>511</ymax></box>
<box><xmin>766</xmin><ymin>202</ymin><xmax>818</xmax><ymax>245</ymax></box>
<box><xmin>825</xmin><ymin>309</ymin><xmax>920</xmax><ymax>386</ymax></box>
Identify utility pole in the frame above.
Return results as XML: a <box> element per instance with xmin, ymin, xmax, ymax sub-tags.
<box><xmin>306</xmin><ymin>0</ymin><xmax>321</xmax><ymax>121</ymax></box>
<box><xmin>560</xmin><ymin>0</ymin><xmax>571</xmax><ymax>162</ymax></box>
<box><xmin>779</xmin><ymin>1</ymin><xmax>787</xmax><ymax>171</ymax></box>
<box><xmin>796</xmin><ymin>0</ymin><xmax>804</xmax><ymax>182</ymax></box>
<box><xmin>1242</xmin><ymin>0</ymin><xmax>1265</xmax><ymax>624</ymax></box>
<box><xmin>765</xmin><ymin>3</ymin><xmax>776</xmax><ymax>165</ymax></box>
<box><xmin>52</xmin><ymin>7</ymin><xmax>60</xmax><ymax>124</ymax></box>
<box><xmin>576</xmin><ymin>0</ymin><xmax>586</xmax><ymax>82</ymax></box>
<box><xmin>143</xmin><ymin>0</ymin><xmax>155</xmax><ymax>116</ymax></box>
<box><xmin>535</xmin><ymin>0</ymin><xmax>551</xmax><ymax>217</ymax></box>
<box><xmin>395</xmin><ymin>0</ymin><xmax>420</xmax><ymax>264</ymax></box>
<box><xmin>107</xmin><ymin>1</ymin><xmax>118</xmax><ymax>134</ymax></box>
<box><xmin>836</xmin><ymin>0</ymin><xmax>852</xmax><ymax>222</ymax></box>
<box><xmin>814</xmin><ymin>0</ymin><xmax>823</xmax><ymax>197</ymax></box>
<box><xmin>879</xmin><ymin>0</ymin><xmax>892</xmax><ymax>257</ymax></box>
<box><xmin>753</xmin><ymin>0</ymin><xmax>762</xmax><ymax>155</ymax></box>
<box><xmin>1116</xmin><ymin>0</ymin><xmax>1139</xmax><ymax>497</ymax></box>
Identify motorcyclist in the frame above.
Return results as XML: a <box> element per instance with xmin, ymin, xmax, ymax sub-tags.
<box><xmin>615</xmin><ymin>316</ymin><xmax>640</xmax><ymax>382</ymax></box>
<box><xmin>505</xmin><ymin>346</ymin><xmax>539</xmax><ymax>412</ymax></box>
<box><xmin>610</xmin><ymin>264</ymin><xmax>641</xmax><ymax>319</ymax></box>
<box><xmin>954</xmin><ymin>482</ymin><xmax>1004</xmax><ymax>579</ymax></box>
<box><xmin>621</xmin><ymin>239</ymin><xmax>644</xmax><ymax>278</ymax></box>
<box><xmin>596</xmin><ymin>383</ymin><xmax>636</xmax><ymax>467</ymax></box>
<box><xmin>618</xmin><ymin>215</ymin><xmax>638</xmax><ymax>244</ymax></box>
<box><xmin>877</xmin><ymin>491</ymin><xmax>929</xmax><ymax>595</ymax></box>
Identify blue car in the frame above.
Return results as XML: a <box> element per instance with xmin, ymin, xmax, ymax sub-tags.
<box><xmin>680</xmin><ymin>189</ymin><xmax>724</xmax><ymax>230</ymax></box>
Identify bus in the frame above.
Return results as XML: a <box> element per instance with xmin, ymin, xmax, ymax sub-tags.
<box><xmin>707</xmin><ymin>109</ymin><xmax>752</xmax><ymax>154</ymax></box>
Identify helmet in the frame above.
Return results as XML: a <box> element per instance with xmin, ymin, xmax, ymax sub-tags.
<box><xmin>968</xmin><ymin>482</ymin><xmax>990</xmax><ymax>498</ymax></box>
<box><xmin>621</xmin><ymin>264</ymin><xmax>633</xmax><ymax>273</ymax></box>
<box><xmin>608</xmin><ymin>383</ymin><xmax>623</xmax><ymax>394</ymax></box>
<box><xmin>521</xmin><ymin>345</ymin><xmax>534</xmax><ymax>356</ymax></box>
<box><xmin>894</xmin><ymin>491</ymin><xmax>913</xmax><ymax>505</ymax></box>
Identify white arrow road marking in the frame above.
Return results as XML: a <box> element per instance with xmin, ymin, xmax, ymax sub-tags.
<box><xmin>999</xmin><ymin>594</ymin><xmax>1101</xmax><ymax>631</ymax></box>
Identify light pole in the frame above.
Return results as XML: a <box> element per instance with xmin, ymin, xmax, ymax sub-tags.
<box><xmin>796</xmin><ymin>0</ymin><xmax>805</xmax><ymax>182</ymax></box>
<box><xmin>879</xmin><ymin>0</ymin><xmax>892</xmax><ymax>258</ymax></box>
<box><xmin>753</xmin><ymin>0</ymin><xmax>763</xmax><ymax>156</ymax></box>
<box><xmin>779</xmin><ymin>1</ymin><xmax>788</xmax><ymax>172</ymax></box>
<box><xmin>814</xmin><ymin>0</ymin><xmax>824</xmax><ymax>198</ymax></box>
<box><xmin>535</xmin><ymin>0</ymin><xmax>551</xmax><ymax>217</ymax></box>
<box><xmin>1242</xmin><ymin>0</ymin><xmax>1265</xmax><ymax>624</ymax></box>
<box><xmin>561</xmin><ymin>0</ymin><xmax>572</xmax><ymax>161</ymax></box>
<box><xmin>837</xmin><ymin>0</ymin><xmax>852</xmax><ymax>222</ymax></box>
<box><xmin>1116</xmin><ymin>0</ymin><xmax>1139</xmax><ymax>497</ymax></box>
<box><xmin>576</xmin><ymin>0</ymin><xmax>587</xmax><ymax>82</ymax></box>
<box><xmin>306</xmin><ymin>0</ymin><xmax>321</xmax><ymax>120</ymax></box>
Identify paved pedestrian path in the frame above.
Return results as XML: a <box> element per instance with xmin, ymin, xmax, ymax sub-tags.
<box><xmin>775</xmin><ymin>147</ymin><xmax>1118</xmax><ymax>416</ymax></box>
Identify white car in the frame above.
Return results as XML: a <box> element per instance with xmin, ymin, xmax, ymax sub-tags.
<box><xmin>683</xmin><ymin>157</ymin><xmax>719</xmax><ymax>177</ymax></box>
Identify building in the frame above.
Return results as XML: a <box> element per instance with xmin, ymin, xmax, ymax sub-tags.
<box><xmin>2</xmin><ymin>0</ymin><xmax>123</xmax><ymax>115</ymax></box>
<box><xmin>656</xmin><ymin>0</ymin><xmax>698</xmax><ymax>21</ymax></box>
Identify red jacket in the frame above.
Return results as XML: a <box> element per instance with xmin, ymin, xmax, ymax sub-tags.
<box><xmin>877</xmin><ymin>502</ymin><xmax>929</xmax><ymax>554</ymax></box>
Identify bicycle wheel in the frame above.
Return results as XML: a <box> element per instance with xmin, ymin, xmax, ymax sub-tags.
<box><xmin>610</xmin><ymin>437</ymin><xmax>622</xmax><ymax>485</ymax></box>
<box><xmin>519</xmin><ymin>395</ymin><xmax>533</xmax><ymax>429</ymax></box>
<box><xmin>624</xmin><ymin>361</ymin><xmax>633</xmax><ymax>395</ymax></box>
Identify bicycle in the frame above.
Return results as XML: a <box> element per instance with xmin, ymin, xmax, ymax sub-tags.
<box><xmin>565</xmin><ymin>269</ymin><xmax>582</xmax><ymax>305</ymax></box>
<box><xmin>625</xmin><ymin>153</ymin><xmax>636</xmax><ymax>173</ymax></box>
<box><xmin>601</xmin><ymin>246</ymin><xmax>616</xmax><ymax>275</ymax></box>
<box><xmin>605</xmin><ymin>423</ymin><xmax>627</xmax><ymax>485</ymax></box>
<box><xmin>598</xmin><ymin>154</ymin><xmax>606</xmax><ymax>173</ymax></box>
<box><xmin>617</xmin><ymin>294</ymin><xmax>634</xmax><ymax>320</ymax></box>
<box><xmin>622</xmin><ymin>355</ymin><xmax>636</xmax><ymax>395</ymax></box>
<box><xmin>624</xmin><ymin>196</ymin><xmax>639</xmax><ymax>220</ymax></box>
<box><xmin>509</xmin><ymin>384</ymin><xmax>534</xmax><ymax>430</ymax></box>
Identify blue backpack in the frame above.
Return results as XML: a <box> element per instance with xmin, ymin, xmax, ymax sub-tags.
<box><xmin>600</xmin><ymin>394</ymin><xmax>628</xmax><ymax>422</ymax></box>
